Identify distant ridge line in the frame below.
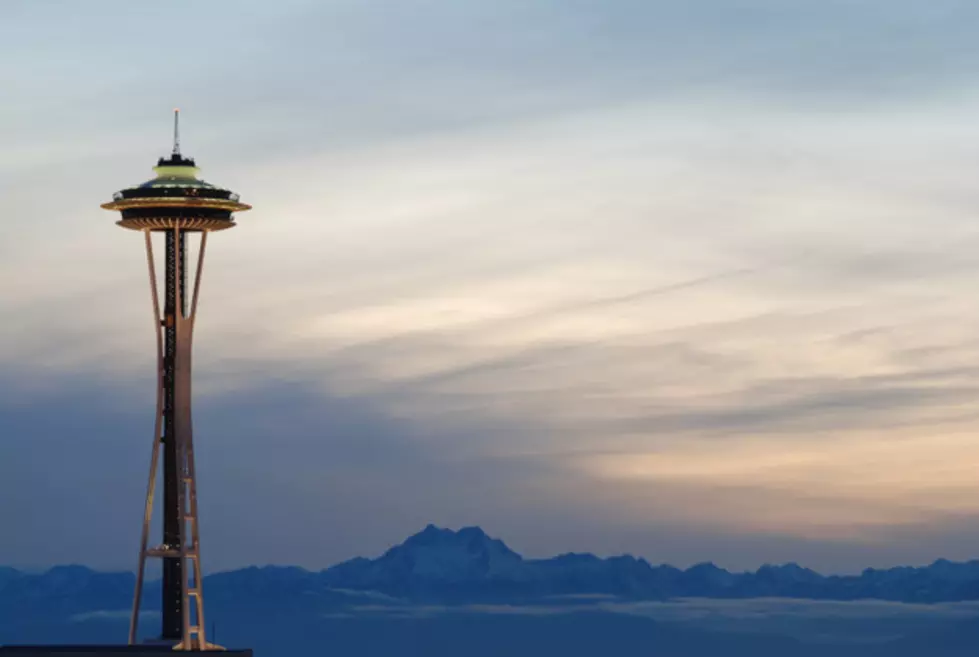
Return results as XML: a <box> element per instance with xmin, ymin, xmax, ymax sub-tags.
<box><xmin>4</xmin><ymin>526</ymin><xmax>979</xmax><ymax>606</ymax></box>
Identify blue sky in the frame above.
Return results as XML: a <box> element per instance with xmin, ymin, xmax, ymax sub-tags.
<box><xmin>4</xmin><ymin>0</ymin><xmax>979</xmax><ymax>573</ymax></box>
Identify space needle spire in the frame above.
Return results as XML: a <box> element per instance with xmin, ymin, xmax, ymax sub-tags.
<box><xmin>172</xmin><ymin>108</ymin><xmax>181</xmax><ymax>156</ymax></box>
<box><xmin>101</xmin><ymin>112</ymin><xmax>251</xmax><ymax>651</ymax></box>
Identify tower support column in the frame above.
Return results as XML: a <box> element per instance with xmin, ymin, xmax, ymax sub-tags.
<box><xmin>130</xmin><ymin>228</ymin><xmax>216</xmax><ymax>650</ymax></box>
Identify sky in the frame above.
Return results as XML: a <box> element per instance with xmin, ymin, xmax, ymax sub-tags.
<box><xmin>3</xmin><ymin>0</ymin><xmax>979</xmax><ymax>574</ymax></box>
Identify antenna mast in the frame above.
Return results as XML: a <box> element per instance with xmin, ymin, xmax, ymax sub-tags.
<box><xmin>172</xmin><ymin>108</ymin><xmax>181</xmax><ymax>156</ymax></box>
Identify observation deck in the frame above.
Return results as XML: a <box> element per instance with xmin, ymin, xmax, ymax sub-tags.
<box><xmin>101</xmin><ymin>153</ymin><xmax>251</xmax><ymax>231</ymax></box>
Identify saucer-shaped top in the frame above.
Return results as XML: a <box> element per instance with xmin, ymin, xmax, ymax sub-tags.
<box><xmin>102</xmin><ymin>154</ymin><xmax>251</xmax><ymax>231</ymax></box>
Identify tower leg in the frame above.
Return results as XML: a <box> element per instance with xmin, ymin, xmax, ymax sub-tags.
<box><xmin>130</xmin><ymin>230</ymin><xmax>166</xmax><ymax>645</ymax></box>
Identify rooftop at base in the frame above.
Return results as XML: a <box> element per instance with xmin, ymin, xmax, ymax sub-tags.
<box><xmin>0</xmin><ymin>647</ymin><xmax>252</xmax><ymax>657</ymax></box>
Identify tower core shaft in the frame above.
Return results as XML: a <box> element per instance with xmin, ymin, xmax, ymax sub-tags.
<box><xmin>162</xmin><ymin>228</ymin><xmax>189</xmax><ymax>641</ymax></box>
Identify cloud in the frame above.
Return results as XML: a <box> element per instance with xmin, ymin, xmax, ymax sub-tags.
<box><xmin>70</xmin><ymin>610</ymin><xmax>160</xmax><ymax>623</ymax></box>
<box><xmin>597</xmin><ymin>597</ymin><xmax>979</xmax><ymax>643</ymax></box>
<box><xmin>6</xmin><ymin>0</ymin><xmax>979</xmax><ymax>574</ymax></box>
<box><xmin>342</xmin><ymin>597</ymin><xmax>979</xmax><ymax>645</ymax></box>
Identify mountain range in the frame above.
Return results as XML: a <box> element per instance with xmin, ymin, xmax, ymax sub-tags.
<box><xmin>7</xmin><ymin>526</ymin><xmax>979</xmax><ymax>656</ymax></box>
<box><xmin>5</xmin><ymin>524</ymin><xmax>979</xmax><ymax>610</ymax></box>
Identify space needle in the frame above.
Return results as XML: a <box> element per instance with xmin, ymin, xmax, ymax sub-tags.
<box><xmin>101</xmin><ymin>111</ymin><xmax>251</xmax><ymax>650</ymax></box>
